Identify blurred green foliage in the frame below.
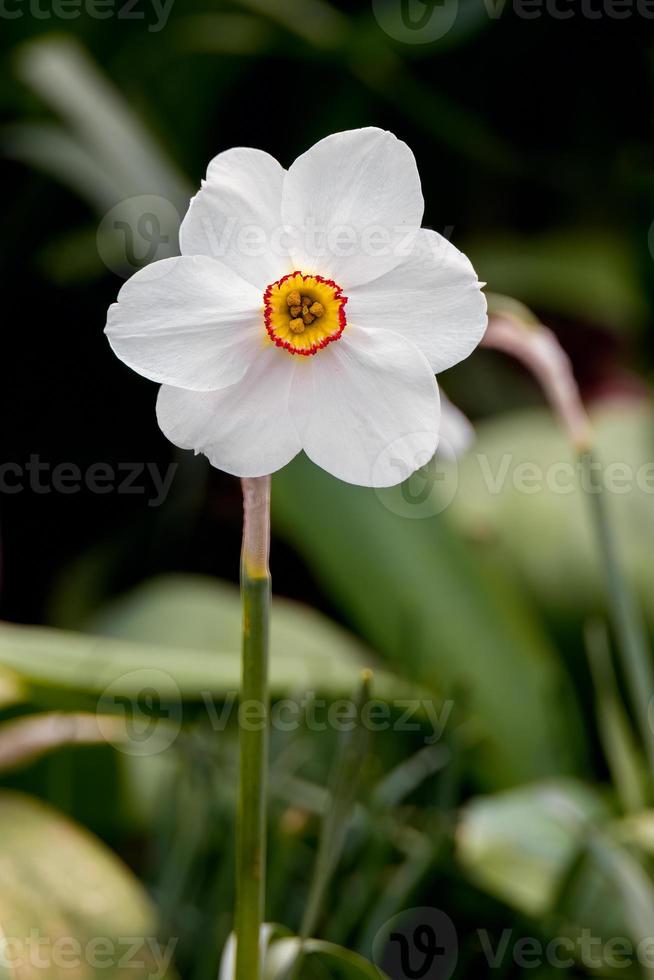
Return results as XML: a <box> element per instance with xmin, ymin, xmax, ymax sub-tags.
<box><xmin>2</xmin><ymin>2</ymin><xmax>654</xmax><ymax>978</ymax></box>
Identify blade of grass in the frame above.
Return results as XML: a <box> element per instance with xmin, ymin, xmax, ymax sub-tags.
<box><xmin>358</xmin><ymin>826</ymin><xmax>433</xmax><ymax>957</ymax></box>
<box><xmin>579</xmin><ymin>450</ymin><xmax>654</xmax><ymax>781</ymax></box>
<box><xmin>372</xmin><ymin>744</ymin><xmax>450</xmax><ymax>811</ymax></box>
<box><xmin>584</xmin><ymin>619</ymin><xmax>647</xmax><ymax>813</ymax></box>
<box><xmin>14</xmin><ymin>35</ymin><xmax>190</xmax><ymax>208</ymax></box>
<box><xmin>287</xmin><ymin>670</ymin><xmax>373</xmax><ymax>979</ymax></box>
<box><xmin>3</xmin><ymin>123</ymin><xmax>122</xmax><ymax>210</ymax></box>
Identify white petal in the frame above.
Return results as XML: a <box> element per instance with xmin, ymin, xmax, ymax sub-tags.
<box><xmin>282</xmin><ymin>128</ymin><xmax>423</xmax><ymax>289</ymax></box>
<box><xmin>346</xmin><ymin>229</ymin><xmax>487</xmax><ymax>374</ymax></box>
<box><xmin>106</xmin><ymin>255</ymin><xmax>263</xmax><ymax>391</ymax></box>
<box><xmin>156</xmin><ymin>346</ymin><xmax>301</xmax><ymax>477</ymax></box>
<box><xmin>438</xmin><ymin>394</ymin><xmax>475</xmax><ymax>460</ymax></box>
<box><xmin>179</xmin><ymin>147</ymin><xmax>291</xmax><ymax>289</ymax></box>
<box><xmin>292</xmin><ymin>327</ymin><xmax>440</xmax><ymax>487</ymax></box>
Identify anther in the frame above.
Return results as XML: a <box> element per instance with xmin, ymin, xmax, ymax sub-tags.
<box><xmin>264</xmin><ymin>271</ymin><xmax>347</xmax><ymax>356</ymax></box>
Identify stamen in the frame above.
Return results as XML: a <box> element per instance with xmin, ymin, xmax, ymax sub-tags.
<box><xmin>263</xmin><ymin>271</ymin><xmax>348</xmax><ymax>356</ymax></box>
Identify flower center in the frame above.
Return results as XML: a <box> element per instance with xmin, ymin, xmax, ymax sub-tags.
<box><xmin>263</xmin><ymin>272</ymin><xmax>348</xmax><ymax>356</ymax></box>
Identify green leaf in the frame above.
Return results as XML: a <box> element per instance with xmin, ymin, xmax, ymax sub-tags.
<box><xmin>0</xmin><ymin>790</ymin><xmax>174</xmax><ymax>980</ymax></box>
<box><xmin>582</xmin><ymin>828</ymin><xmax>654</xmax><ymax>980</ymax></box>
<box><xmin>264</xmin><ymin>937</ymin><xmax>387</xmax><ymax>979</ymax></box>
<box><xmin>0</xmin><ymin>575</ymin><xmax>413</xmax><ymax>703</ymax></box>
<box><xmin>3</xmin><ymin>123</ymin><xmax>123</xmax><ymax>211</ymax></box>
<box><xmin>13</xmin><ymin>35</ymin><xmax>190</xmax><ymax>209</ymax></box>
<box><xmin>466</xmin><ymin>229</ymin><xmax>647</xmax><ymax>330</ymax></box>
<box><xmin>457</xmin><ymin>776</ymin><xmax>654</xmax><ymax>973</ymax></box>
<box><xmin>457</xmin><ymin>778</ymin><xmax>609</xmax><ymax>917</ymax></box>
<box><xmin>449</xmin><ymin>403</ymin><xmax>654</xmax><ymax>627</ymax></box>
<box><xmin>272</xmin><ymin>456</ymin><xmax>583</xmax><ymax>788</ymax></box>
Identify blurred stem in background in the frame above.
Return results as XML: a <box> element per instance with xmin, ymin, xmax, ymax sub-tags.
<box><xmin>236</xmin><ymin>476</ymin><xmax>271</xmax><ymax>980</ymax></box>
<box><xmin>580</xmin><ymin>450</ymin><xmax>654</xmax><ymax>776</ymax></box>
<box><xmin>483</xmin><ymin>294</ymin><xmax>592</xmax><ymax>451</ymax></box>
<box><xmin>585</xmin><ymin>620</ymin><xmax>647</xmax><ymax>813</ymax></box>
<box><xmin>484</xmin><ymin>296</ymin><xmax>654</xmax><ymax>788</ymax></box>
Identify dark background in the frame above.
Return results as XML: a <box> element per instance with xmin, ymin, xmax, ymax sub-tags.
<box><xmin>2</xmin><ymin>2</ymin><xmax>653</xmax><ymax>625</ymax></box>
<box><xmin>2</xmin><ymin>4</ymin><xmax>654</xmax><ymax>977</ymax></box>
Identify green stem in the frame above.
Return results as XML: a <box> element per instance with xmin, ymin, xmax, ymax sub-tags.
<box><xmin>584</xmin><ymin>619</ymin><xmax>647</xmax><ymax>813</ymax></box>
<box><xmin>235</xmin><ymin>476</ymin><xmax>271</xmax><ymax>980</ymax></box>
<box><xmin>579</xmin><ymin>450</ymin><xmax>654</xmax><ymax>777</ymax></box>
<box><xmin>482</xmin><ymin>304</ymin><xmax>654</xmax><ymax>780</ymax></box>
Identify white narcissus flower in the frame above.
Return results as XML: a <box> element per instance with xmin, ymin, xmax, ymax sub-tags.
<box><xmin>106</xmin><ymin>128</ymin><xmax>486</xmax><ymax>487</ymax></box>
